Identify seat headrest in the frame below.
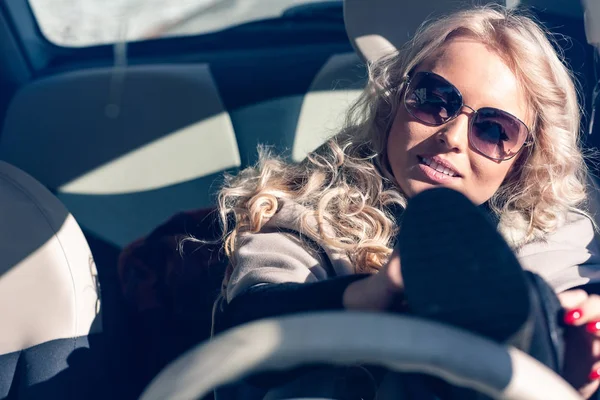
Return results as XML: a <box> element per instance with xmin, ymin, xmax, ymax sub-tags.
<box><xmin>343</xmin><ymin>0</ymin><xmax>508</xmax><ymax>62</ymax></box>
<box><xmin>0</xmin><ymin>161</ymin><xmax>101</xmax><ymax>354</ymax></box>
<box><xmin>0</xmin><ymin>64</ymin><xmax>240</xmax><ymax>247</ymax></box>
<box><xmin>583</xmin><ymin>0</ymin><xmax>600</xmax><ymax>48</ymax></box>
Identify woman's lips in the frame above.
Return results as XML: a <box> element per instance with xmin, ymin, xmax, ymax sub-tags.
<box><xmin>418</xmin><ymin>155</ymin><xmax>461</xmax><ymax>176</ymax></box>
<box><xmin>417</xmin><ymin>155</ymin><xmax>461</xmax><ymax>183</ymax></box>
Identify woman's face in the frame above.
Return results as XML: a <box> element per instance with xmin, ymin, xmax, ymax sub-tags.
<box><xmin>387</xmin><ymin>37</ymin><xmax>530</xmax><ymax>205</ymax></box>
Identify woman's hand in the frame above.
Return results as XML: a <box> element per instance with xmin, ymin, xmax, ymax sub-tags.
<box><xmin>343</xmin><ymin>248</ymin><xmax>404</xmax><ymax>311</ymax></box>
<box><xmin>559</xmin><ymin>289</ymin><xmax>600</xmax><ymax>399</ymax></box>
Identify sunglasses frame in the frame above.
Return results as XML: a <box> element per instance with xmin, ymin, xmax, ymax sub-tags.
<box><xmin>402</xmin><ymin>71</ymin><xmax>532</xmax><ymax>162</ymax></box>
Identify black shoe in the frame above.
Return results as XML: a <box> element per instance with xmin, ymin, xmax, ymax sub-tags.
<box><xmin>397</xmin><ymin>188</ymin><xmax>565</xmax><ymax>400</ymax></box>
<box><xmin>398</xmin><ymin>188</ymin><xmax>532</xmax><ymax>344</ymax></box>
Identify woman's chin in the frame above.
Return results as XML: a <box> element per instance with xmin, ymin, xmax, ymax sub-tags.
<box><xmin>403</xmin><ymin>181</ymin><xmax>488</xmax><ymax>206</ymax></box>
<box><xmin>404</xmin><ymin>180</ymin><xmax>459</xmax><ymax>197</ymax></box>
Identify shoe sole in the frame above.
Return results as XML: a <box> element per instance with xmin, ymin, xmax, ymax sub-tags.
<box><xmin>398</xmin><ymin>188</ymin><xmax>531</xmax><ymax>342</ymax></box>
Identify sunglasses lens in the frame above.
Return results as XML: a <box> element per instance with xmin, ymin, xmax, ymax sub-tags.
<box><xmin>404</xmin><ymin>72</ymin><xmax>462</xmax><ymax>125</ymax></box>
<box><xmin>471</xmin><ymin>108</ymin><xmax>528</xmax><ymax>160</ymax></box>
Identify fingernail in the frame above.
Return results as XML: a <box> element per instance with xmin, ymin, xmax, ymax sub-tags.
<box><xmin>590</xmin><ymin>368</ymin><xmax>600</xmax><ymax>381</ymax></box>
<box><xmin>564</xmin><ymin>309</ymin><xmax>583</xmax><ymax>325</ymax></box>
<box><xmin>587</xmin><ymin>321</ymin><xmax>600</xmax><ymax>334</ymax></box>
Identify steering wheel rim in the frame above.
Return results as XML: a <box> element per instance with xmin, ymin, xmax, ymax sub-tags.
<box><xmin>140</xmin><ymin>311</ymin><xmax>582</xmax><ymax>400</ymax></box>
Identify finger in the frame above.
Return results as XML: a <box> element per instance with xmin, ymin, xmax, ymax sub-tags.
<box><xmin>586</xmin><ymin>320</ymin><xmax>600</xmax><ymax>337</ymax></box>
<box><xmin>558</xmin><ymin>289</ymin><xmax>588</xmax><ymax>309</ymax></box>
<box><xmin>385</xmin><ymin>253</ymin><xmax>403</xmax><ymax>290</ymax></box>
<box><xmin>570</xmin><ymin>295</ymin><xmax>600</xmax><ymax>327</ymax></box>
<box><xmin>580</xmin><ymin>376</ymin><xmax>600</xmax><ymax>399</ymax></box>
<box><xmin>561</xmin><ymin>290</ymin><xmax>589</xmax><ymax>326</ymax></box>
<box><xmin>594</xmin><ymin>336</ymin><xmax>600</xmax><ymax>358</ymax></box>
<box><xmin>580</xmin><ymin>360</ymin><xmax>600</xmax><ymax>399</ymax></box>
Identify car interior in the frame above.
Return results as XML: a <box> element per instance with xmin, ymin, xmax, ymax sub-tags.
<box><xmin>0</xmin><ymin>0</ymin><xmax>600</xmax><ymax>398</ymax></box>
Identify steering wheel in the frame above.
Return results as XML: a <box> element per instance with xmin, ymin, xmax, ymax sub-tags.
<box><xmin>140</xmin><ymin>312</ymin><xmax>582</xmax><ymax>400</ymax></box>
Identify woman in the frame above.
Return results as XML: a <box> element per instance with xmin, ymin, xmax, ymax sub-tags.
<box><xmin>212</xmin><ymin>5</ymin><xmax>600</xmax><ymax>399</ymax></box>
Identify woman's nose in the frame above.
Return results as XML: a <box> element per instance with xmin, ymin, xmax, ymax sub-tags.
<box><xmin>438</xmin><ymin>106</ymin><xmax>474</xmax><ymax>152</ymax></box>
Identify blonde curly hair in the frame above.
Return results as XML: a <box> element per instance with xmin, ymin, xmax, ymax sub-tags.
<box><xmin>217</xmin><ymin>5</ymin><xmax>590</xmax><ymax>282</ymax></box>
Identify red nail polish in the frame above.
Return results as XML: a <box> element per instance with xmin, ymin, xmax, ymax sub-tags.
<box><xmin>590</xmin><ymin>368</ymin><xmax>600</xmax><ymax>381</ymax></box>
<box><xmin>587</xmin><ymin>321</ymin><xmax>600</xmax><ymax>334</ymax></box>
<box><xmin>564</xmin><ymin>309</ymin><xmax>583</xmax><ymax>325</ymax></box>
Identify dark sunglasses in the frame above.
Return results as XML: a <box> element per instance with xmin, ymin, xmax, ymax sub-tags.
<box><xmin>403</xmin><ymin>71</ymin><xmax>531</xmax><ymax>161</ymax></box>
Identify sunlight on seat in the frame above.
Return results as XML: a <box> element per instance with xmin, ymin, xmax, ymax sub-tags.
<box><xmin>58</xmin><ymin>113</ymin><xmax>240</xmax><ymax>195</ymax></box>
<box><xmin>292</xmin><ymin>89</ymin><xmax>362</xmax><ymax>162</ymax></box>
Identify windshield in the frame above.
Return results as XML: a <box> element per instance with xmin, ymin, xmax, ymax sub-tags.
<box><xmin>28</xmin><ymin>0</ymin><xmax>342</xmax><ymax>48</ymax></box>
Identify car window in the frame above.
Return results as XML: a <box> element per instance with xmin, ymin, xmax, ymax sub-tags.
<box><xmin>28</xmin><ymin>0</ymin><xmax>341</xmax><ymax>48</ymax></box>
